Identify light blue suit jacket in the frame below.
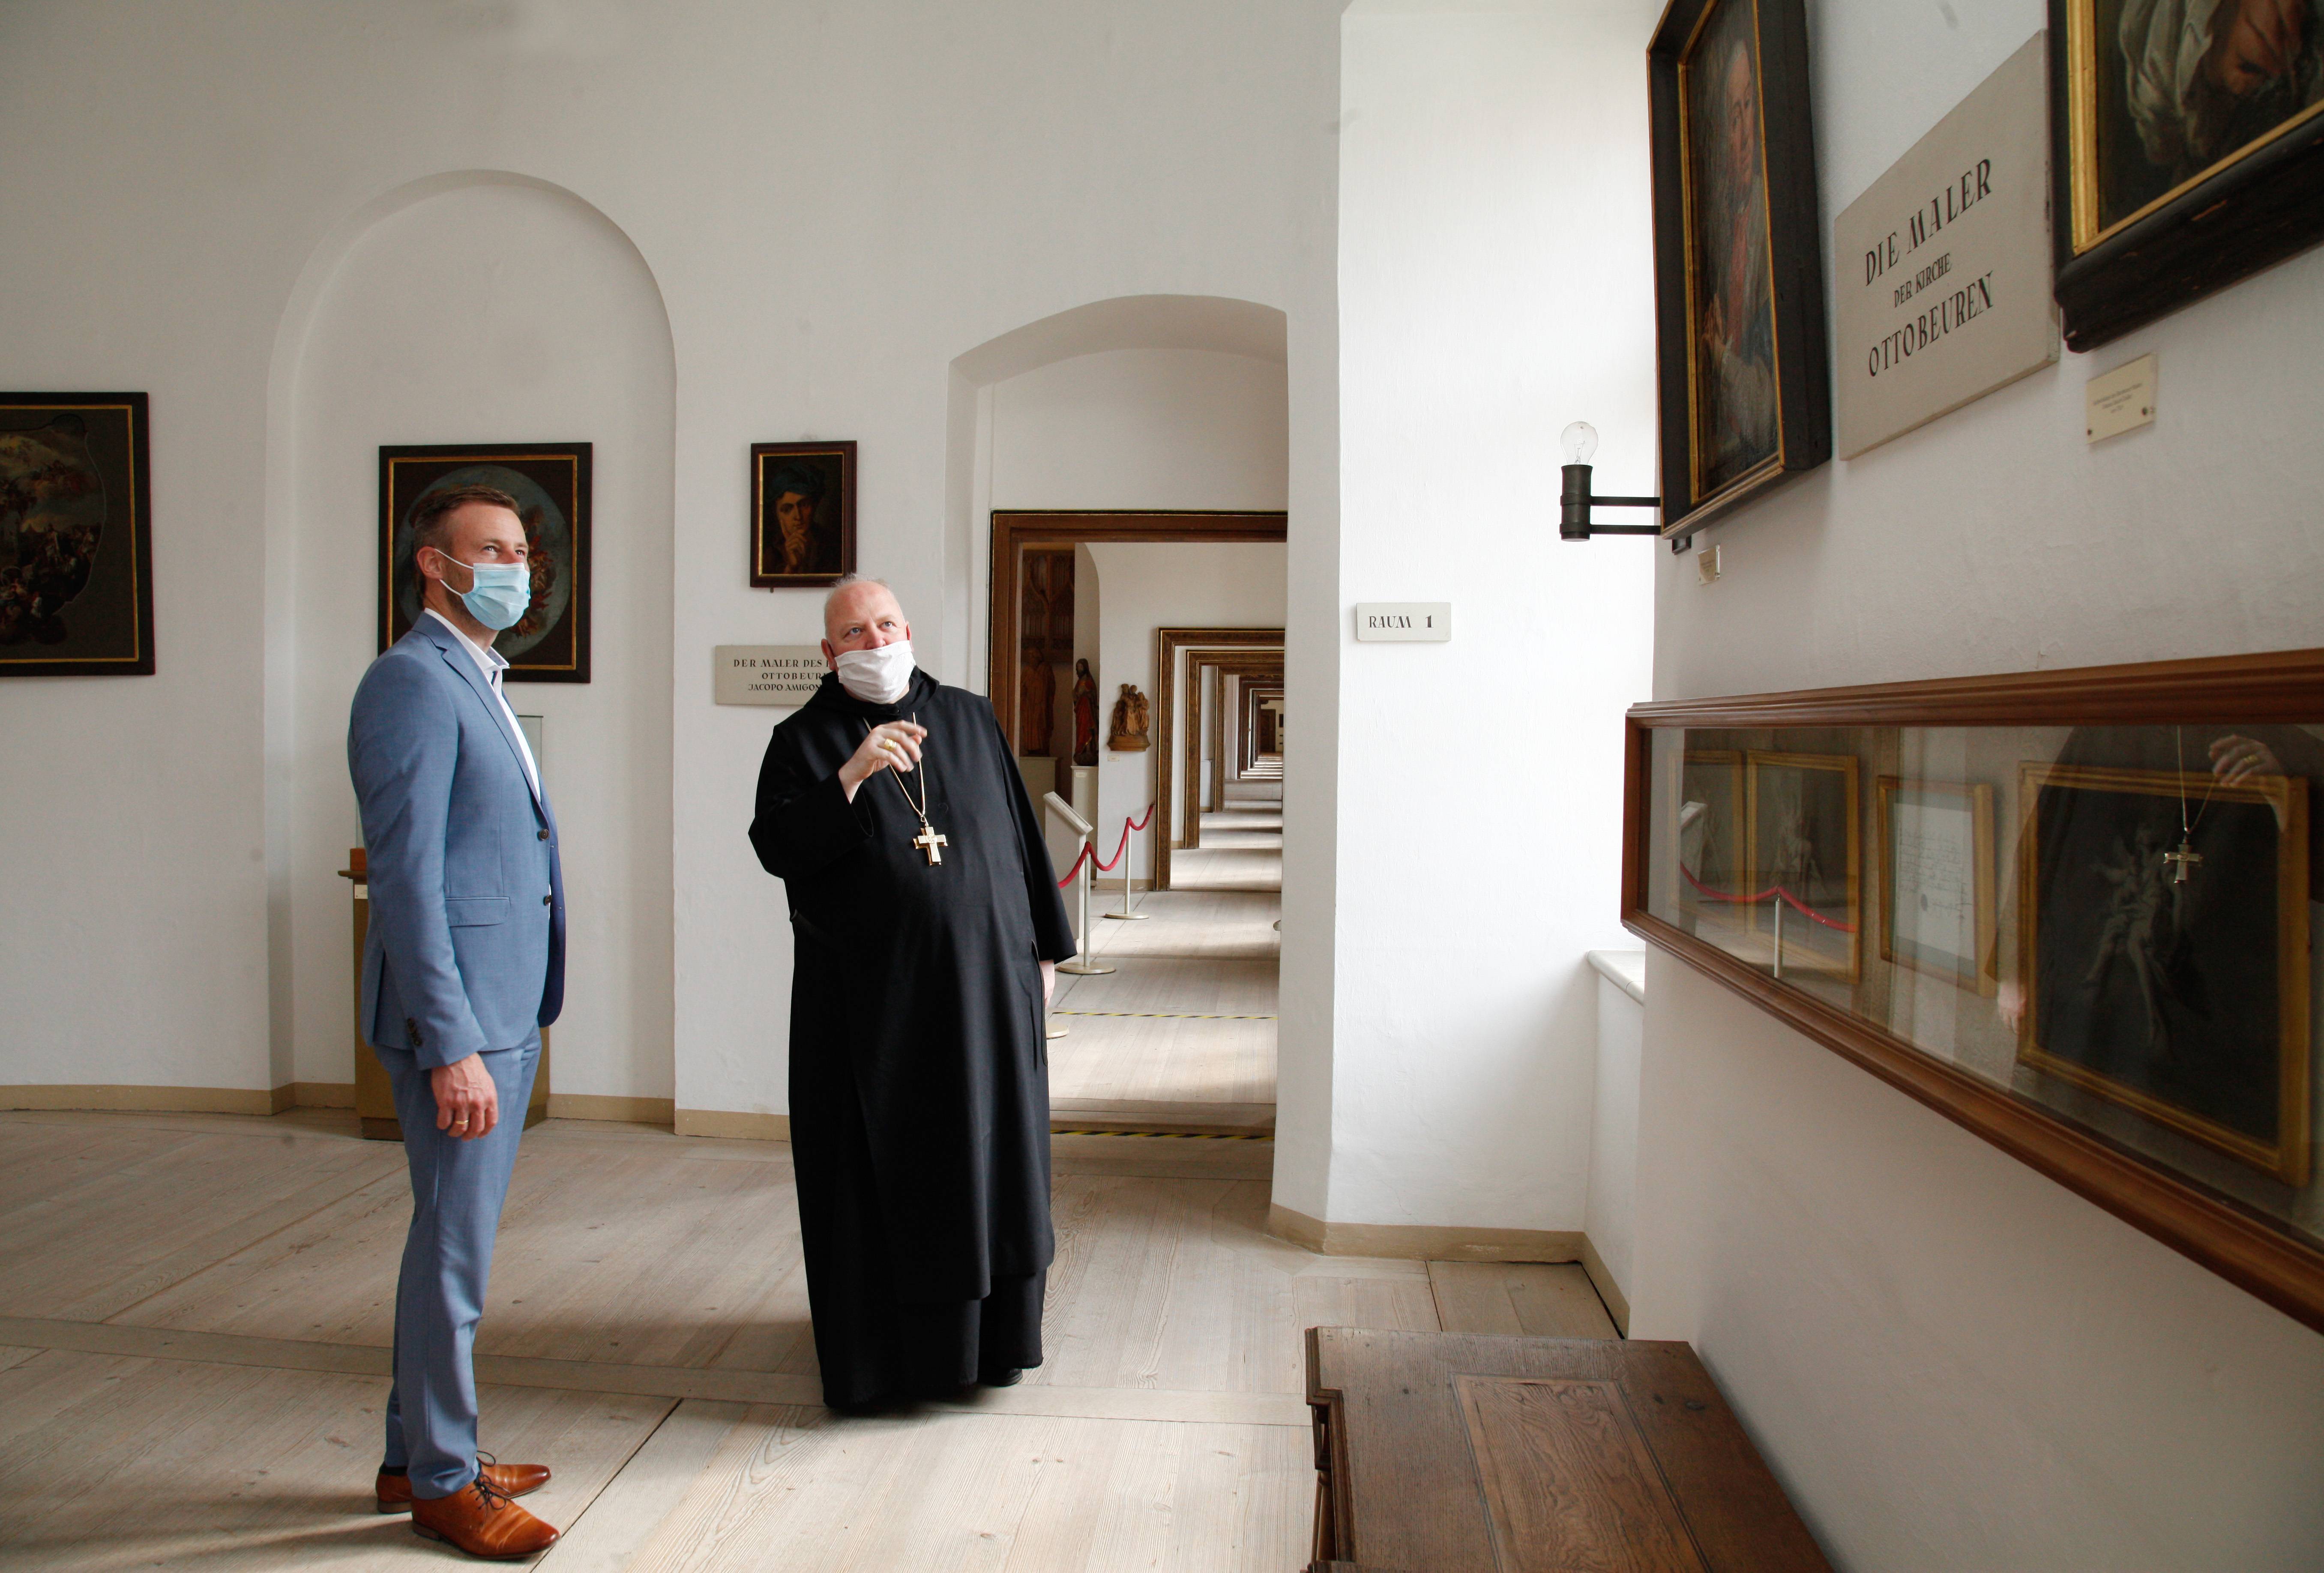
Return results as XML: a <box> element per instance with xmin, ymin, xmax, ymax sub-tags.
<box><xmin>347</xmin><ymin>614</ymin><xmax>565</xmax><ymax>1068</ymax></box>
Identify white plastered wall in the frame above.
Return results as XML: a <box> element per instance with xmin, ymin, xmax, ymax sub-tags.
<box><xmin>282</xmin><ymin>176</ymin><xmax>676</xmax><ymax>1102</ymax></box>
<box><xmin>1630</xmin><ymin>0</ymin><xmax>2324</xmax><ymax>1567</ymax></box>
<box><xmin>1300</xmin><ymin>0</ymin><xmax>1659</xmax><ymax>1232</ymax></box>
<box><xmin>0</xmin><ymin>3</ymin><xmax>1342</xmax><ymax>1127</ymax></box>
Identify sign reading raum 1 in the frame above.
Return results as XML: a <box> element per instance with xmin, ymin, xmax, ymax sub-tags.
<box><xmin>713</xmin><ymin>645</ymin><xmax>826</xmax><ymax>706</ymax></box>
<box><xmin>1833</xmin><ymin>33</ymin><xmax>2057</xmax><ymax>459</ymax></box>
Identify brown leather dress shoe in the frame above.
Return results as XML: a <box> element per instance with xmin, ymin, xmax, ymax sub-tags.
<box><xmin>377</xmin><ymin>1459</ymin><xmax>551</xmax><ymax>1513</ymax></box>
<box><xmin>410</xmin><ymin>1474</ymin><xmax>560</xmax><ymax>1559</ymax></box>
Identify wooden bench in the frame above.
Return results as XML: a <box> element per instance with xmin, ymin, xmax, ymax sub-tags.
<box><xmin>1306</xmin><ymin>1327</ymin><xmax>1831</xmax><ymax>1572</ymax></box>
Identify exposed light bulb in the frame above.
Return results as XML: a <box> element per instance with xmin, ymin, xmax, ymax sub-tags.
<box><xmin>1560</xmin><ymin>421</ymin><xmax>1599</xmax><ymax>465</ymax></box>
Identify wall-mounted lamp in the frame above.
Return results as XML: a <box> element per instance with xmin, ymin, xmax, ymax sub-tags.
<box><xmin>1557</xmin><ymin>422</ymin><xmax>1687</xmax><ymax>553</ymax></box>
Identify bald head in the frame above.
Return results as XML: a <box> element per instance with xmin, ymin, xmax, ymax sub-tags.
<box><xmin>822</xmin><ymin>578</ymin><xmax>910</xmax><ymax>665</ymax></box>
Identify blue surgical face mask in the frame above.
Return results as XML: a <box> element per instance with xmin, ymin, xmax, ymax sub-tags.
<box><xmin>437</xmin><ymin>554</ymin><xmax>531</xmax><ymax>631</ymax></box>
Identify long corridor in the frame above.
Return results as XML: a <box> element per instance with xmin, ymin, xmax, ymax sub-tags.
<box><xmin>1047</xmin><ymin>783</ymin><xmax>1282</xmax><ymax>1135</ymax></box>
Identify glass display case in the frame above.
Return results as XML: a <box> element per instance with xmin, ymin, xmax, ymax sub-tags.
<box><xmin>1624</xmin><ymin>649</ymin><xmax>2324</xmax><ymax>1331</ymax></box>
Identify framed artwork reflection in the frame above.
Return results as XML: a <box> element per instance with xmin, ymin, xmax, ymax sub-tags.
<box><xmin>2017</xmin><ymin>762</ymin><xmax>2311</xmax><ymax>1184</ymax></box>
<box><xmin>0</xmin><ymin>392</ymin><xmax>154</xmax><ymax>676</ymax></box>
<box><xmin>751</xmin><ymin>441</ymin><xmax>856</xmax><ymax>588</ymax></box>
<box><xmin>1647</xmin><ymin>0</ymin><xmax>1830</xmax><ymax>538</ymax></box>
<box><xmin>2052</xmin><ymin>0</ymin><xmax>2324</xmax><ymax>349</ymax></box>
<box><xmin>1679</xmin><ymin>749</ymin><xmax>1746</xmax><ymax>931</ymax></box>
<box><xmin>379</xmin><ymin>443</ymin><xmax>592</xmax><ymax>682</ymax></box>
<box><xmin>1745</xmin><ymin>751</ymin><xmax>1862</xmax><ymax>979</ymax></box>
<box><xmin>1876</xmin><ymin>778</ymin><xmax>1998</xmax><ymax>994</ymax></box>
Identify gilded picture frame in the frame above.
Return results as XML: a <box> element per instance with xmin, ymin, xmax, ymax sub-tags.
<box><xmin>1744</xmin><ymin>750</ymin><xmax>1862</xmax><ymax>979</ymax></box>
<box><xmin>2016</xmin><ymin>762</ymin><xmax>2311</xmax><ymax>1185</ymax></box>
<box><xmin>2051</xmin><ymin>0</ymin><xmax>2324</xmax><ymax>350</ymax></box>
<box><xmin>1647</xmin><ymin>0</ymin><xmax>1831</xmax><ymax>538</ymax></box>
<box><xmin>0</xmin><ymin>392</ymin><xmax>155</xmax><ymax>677</ymax></box>
<box><xmin>1876</xmin><ymin>778</ymin><xmax>1999</xmax><ymax>995</ymax></box>
<box><xmin>379</xmin><ymin>443</ymin><xmax>593</xmax><ymax>683</ymax></box>
<box><xmin>750</xmin><ymin>440</ymin><xmax>856</xmax><ymax>589</ymax></box>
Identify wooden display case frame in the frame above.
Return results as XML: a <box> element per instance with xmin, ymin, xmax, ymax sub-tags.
<box><xmin>1623</xmin><ymin>647</ymin><xmax>2324</xmax><ymax>1335</ymax></box>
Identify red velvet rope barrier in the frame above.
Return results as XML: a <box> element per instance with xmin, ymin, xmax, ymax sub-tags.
<box><xmin>1057</xmin><ymin>804</ymin><xmax>1157</xmax><ymax>886</ymax></box>
<box><xmin>1680</xmin><ymin>863</ymin><xmax>1857</xmax><ymax>933</ymax></box>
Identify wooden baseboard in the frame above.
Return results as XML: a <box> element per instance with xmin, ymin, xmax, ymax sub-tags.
<box><xmin>1267</xmin><ymin>1202</ymin><xmax>1584</xmax><ymax>1264</ymax></box>
<box><xmin>289</xmin><ymin>1081</ymin><xmax>356</xmax><ymax>1109</ymax></box>
<box><xmin>1576</xmin><ymin>1233</ymin><xmax>1632</xmax><ymax>1336</ymax></box>
<box><xmin>1</xmin><ymin>1084</ymin><xmax>283</xmax><ymax>1117</ymax></box>
<box><xmin>548</xmin><ymin>1093</ymin><xmax>676</xmax><ymax>1126</ymax></box>
<box><xmin>674</xmin><ymin>1108</ymin><xmax>791</xmax><ymax>1142</ymax></box>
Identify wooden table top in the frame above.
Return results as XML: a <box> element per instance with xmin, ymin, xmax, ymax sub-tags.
<box><xmin>1306</xmin><ymin>1327</ymin><xmax>1831</xmax><ymax>1573</ymax></box>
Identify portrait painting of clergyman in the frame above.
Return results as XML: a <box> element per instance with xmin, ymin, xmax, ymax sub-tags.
<box><xmin>379</xmin><ymin>444</ymin><xmax>592</xmax><ymax>682</ymax></box>
<box><xmin>1681</xmin><ymin>0</ymin><xmax>1782</xmax><ymax>499</ymax></box>
<box><xmin>2091</xmin><ymin>0</ymin><xmax>2324</xmax><ymax>240</ymax></box>
<box><xmin>2018</xmin><ymin>742</ymin><xmax>2314</xmax><ymax>1184</ymax></box>
<box><xmin>750</xmin><ymin>440</ymin><xmax>857</xmax><ymax>589</ymax></box>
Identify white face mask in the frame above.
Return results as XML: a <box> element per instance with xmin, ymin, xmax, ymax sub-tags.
<box><xmin>833</xmin><ymin>639</ymin><xmax>915</xmax><ymax>704</ymax></box>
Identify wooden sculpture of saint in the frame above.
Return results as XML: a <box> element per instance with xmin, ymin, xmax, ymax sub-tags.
<box><xmin>747</xmin><ymin>576</ymin><xmax>1077</xmax><ymax>1406</ymax></box>
<box><xmin>1072</xmin><ymin>659</ymin><xmax>1099</xmax><ymax>767</ymax></box>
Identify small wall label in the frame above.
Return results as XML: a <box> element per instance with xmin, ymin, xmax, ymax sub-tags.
<box><xmin>1354</xmin><ymin>603</ymin><xmax>1452</xmax><ymax>642</ymax></box>
<box><xmin>714</xmin><ymin>645</ymin><xmax>826</xmax><ymax>706</ymax></box>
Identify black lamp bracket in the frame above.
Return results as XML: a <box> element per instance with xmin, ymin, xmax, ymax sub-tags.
<box><xmin>1559</xmin><ymin>463</ymin><xmax>1692</xmax><ymax>553</ymax></box>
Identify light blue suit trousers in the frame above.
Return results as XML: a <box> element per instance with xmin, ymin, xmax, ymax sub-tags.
<box><xmin>377</xmin><ymin>1031</ymin><xmax>540</xmax><ymax>1496</ymax></box>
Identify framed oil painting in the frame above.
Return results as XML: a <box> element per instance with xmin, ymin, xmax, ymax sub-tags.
<box><xmin>1877</xmin><ymin>778</ymin><xmax>1998</xmax><ymax>994</ymax></box>
<box><xmin>2052</xmin><ymin>0</ymin><xmax>2324</xmax><ymax>349</ymax></box>
<box><xmin>379</xmin><ymin>443</ymin><xmax>592</xmax><ymax>683</ymax></box>
<box><xmin>1745</xmin><ymin>751</ymin><xmax>1861</xmax><ymax>978</ymax></box>
<box><xmin>0</xmin><ymin>392</ymin><xmax>154</xmax><ymax>676</ymax></box>
<box><xmin>2017</xmin><ymin>762</ymin><xmax>2311</xmax><ymax>1184</ymax></box>
<box><xmin>1647</xmin><ymin>0</ymin><xmax>1830</xmax><ymax>539</ymax></box>
<box><xmin>750</xmin><ymin>440</ymin><xmax>855</xmax><ymax>588</ymax></box>
<box><xmin>1678</xmin><ymin>749</ymin><xmax>1747</xmax><ymax>932</ymax></box>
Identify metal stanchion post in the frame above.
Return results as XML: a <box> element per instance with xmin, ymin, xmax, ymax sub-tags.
<box><xmin>1771</xmin><ymin>896</ymin><xmax>1785</xmax><ymax>981</ymax></box>
<box><xmin>1103</xmin><ymin>807</ymin><xmax>1150</xmax><ymax>921</ymax></box>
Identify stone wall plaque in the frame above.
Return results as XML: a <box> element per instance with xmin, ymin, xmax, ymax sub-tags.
<box><xmin>1833</xmin><ymin>34</ymin><xmax>2057</xmax><ymax>459</ymax></box>
<box><xmin>714</xmin><ymin>644</ymin><xmax>825</xmax><ymax>706</ymax></box>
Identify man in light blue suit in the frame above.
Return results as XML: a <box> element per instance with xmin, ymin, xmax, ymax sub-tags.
<box><xmin>347</xmin><ymin>482</ymin><xmax>565</xmax><ymax>1560</ymax></box>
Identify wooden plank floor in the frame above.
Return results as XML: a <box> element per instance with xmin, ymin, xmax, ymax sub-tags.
<box><xmin>1052</xmin><ymin>808</ymin><xmax>1281</xmax><ymax>1118</ymax></box>
<box><xmin>0</xmin><ymin>1115</ymin><xmax>1616</xmax><ymax>1567</ymax></box>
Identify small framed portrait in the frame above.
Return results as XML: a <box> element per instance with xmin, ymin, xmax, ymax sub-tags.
<box><xmin>379</xmin><ymin>443</ymin><xmax>592</xmax><ymax>683</ymax></box>
<box><xmin>750</xmin><ymin>441</ymin><xmax>856</xmax><ymax>588</ymax></box>
<box><xmin>0</xmin><ymin>392</ymin><xmax>154</xmax><ymax>677</ymax></box>
<box><xmin>1876</xmin><ymin>778</ymin><xmax>1998</xmax><ymax>994</ymax></box>
<box><xmin>2017</xmin><ymin>762</ymin><xmax>2311</xmax><ymax>1184</ymax></box>
<box><xmin>1647</xmin><ymin>0</ymin><xmax>1831</xmax><ymax>538</ymax></box>
<box><xmin>1745</xmin><ymin>751</ymin><xmax>1862</xmax><ymax>978</ymax></box>
<box><xmin>2051</xmin><ymin>0</ymin><xmax>2324</xmax><ymax>349</ymax></box>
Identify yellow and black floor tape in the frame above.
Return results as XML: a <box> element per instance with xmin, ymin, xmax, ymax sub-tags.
<box><xmin>1048</xmin><ymin>1011</ymin><xmax>1277</xmax><ymax>1020</ymax></box>
<box><xmin>1051</xmin><ymin>1127</ymin><xmax>1273</xmax><ymax>1140</ymax></box>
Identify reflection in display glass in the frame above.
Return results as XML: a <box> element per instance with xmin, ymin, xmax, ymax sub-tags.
<box><xmin>1645</xmin><ymin>722</ymin><xmax>2320</xmax><ymax>1237</ymax></box>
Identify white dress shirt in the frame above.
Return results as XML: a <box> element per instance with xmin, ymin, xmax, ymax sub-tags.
<box><xmin>425</xmin><ymin>608</ymin><xmax>541</xmax><ymax>797</ymax></box>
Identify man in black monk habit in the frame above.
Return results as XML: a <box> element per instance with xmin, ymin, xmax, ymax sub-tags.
<box><xmin>749</xmin><ymin>577</ymin><xmax>1077</xmax><ymax>1406</ymax></box>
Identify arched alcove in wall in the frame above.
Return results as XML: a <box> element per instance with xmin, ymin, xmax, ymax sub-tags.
<box><xmin>267</xmin><ymin>172</ymin><xmax>677</xmax><ymax>1111</ymax></box>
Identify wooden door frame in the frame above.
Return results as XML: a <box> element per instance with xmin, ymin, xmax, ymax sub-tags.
<box><xmin>1155</xmin><ymin>627</ymin><xmax>1282</xmax><ymax>889</ymax></box>
<box><xmin>1246</xmin><ymin>683</ymin><xmax>1283</xmax><ymax>771</ymax></box>
<box><xmin>985</xmin><ymin>511</ymin><xmax>1286</xmax><ymax>751</ymax></box>
<box><xmin>1184</xmin><ymin>652</ymin><xmax>1282</xmax><ymax>849</ymax></box>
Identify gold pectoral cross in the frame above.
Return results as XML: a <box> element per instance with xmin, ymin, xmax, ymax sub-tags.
<box><xmin>913</xmin><ymin>821</ymin><xmax>949</xmax><ymax>866</ymax></box>
<box><xmin>2164</xmin><ymin>836</ymin><xmax>2202</xmax><ymax>885</ymax></box>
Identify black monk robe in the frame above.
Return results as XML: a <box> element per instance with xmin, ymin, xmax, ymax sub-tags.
<box><xmin>749</xmin><ymin>667</ymin><xmax>1076</xmax><ymax>1405</ymax></box>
